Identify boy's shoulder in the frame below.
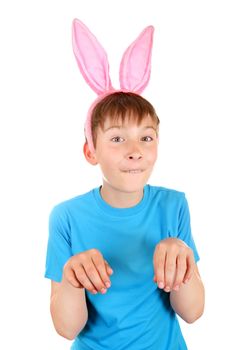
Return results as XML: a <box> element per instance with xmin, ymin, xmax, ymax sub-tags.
<box><xmin>149</xmin><ymin>184</ymin><xmax>186</xmax><ymax>198</ymax></box>
<box><xmin>148</xmin><ymin>185</ymin><xmax>188</xmax><ymax>211</ymax></box>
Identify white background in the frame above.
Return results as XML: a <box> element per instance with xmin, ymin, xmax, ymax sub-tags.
<box><xmin>0</xmin><ymin>0</ymin><xmax>232</xmax><ymax>349</ymax></box>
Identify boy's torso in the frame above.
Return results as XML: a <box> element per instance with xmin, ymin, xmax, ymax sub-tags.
<box><xmin>58</xmin><ymin>185</ymin><xmax>188</xmax><ymax>350</ymax></box>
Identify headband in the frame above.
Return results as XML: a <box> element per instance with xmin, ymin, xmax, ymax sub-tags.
<box><xmin>72</xmin><ymin>18</ymin><xmax>154</xmax><ymax>153</ymax></box>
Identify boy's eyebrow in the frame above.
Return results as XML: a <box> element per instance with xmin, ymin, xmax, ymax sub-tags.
<box><xmin>103</xmin><ymin>125</ymin><xmax>157</xmax><ymax>132</ymax></box>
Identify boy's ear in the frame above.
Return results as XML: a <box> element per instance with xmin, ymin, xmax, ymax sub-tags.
<box><xmin>83</xmin><ymin>142</ymin><xmax>98</xmax><ymax>165</ymax></box>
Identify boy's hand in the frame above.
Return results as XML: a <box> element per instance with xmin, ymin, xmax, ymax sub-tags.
<box><xmin>153</xmin><ymin>238</ymin><xmax>195</xmax><ymax>292</ymax></box>
<box><xmin>62</xmin><ymin>249</ymin><xmax>113</xmax><ymax>295</ymax></box>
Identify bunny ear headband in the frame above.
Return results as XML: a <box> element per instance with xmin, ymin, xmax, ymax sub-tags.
<box><xmin>72</xmin><ymin>18</ymin><xmax>154</xmax><ymax>153</ymax></box>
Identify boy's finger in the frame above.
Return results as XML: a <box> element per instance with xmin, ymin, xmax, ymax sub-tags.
<box><xmin>183</xmin><ymin>252</ymin><xmax>195</xmax><ymax>284</ymax></box>
<box><xmin>91</xmin><ymin>255</ymin><xmax>112</xmax><ymax>290</ymax></box>
<box><xmin>65</xmin><ymin>268</ymin><xmax>83</xmax><ymax>288</ymax></box>
<box><xmin>153</xmin><ymin>246</ymin><xmax>166</xmax><ymax>289</ymax></box>
<box><xmin>73</xmin><ymin>264</ymin><xmax>98</xmax><ymax>294</ymax></box>
<box><xmin>172</xmin><ymin>254</ymin><xmax>187</xmax><ymax>290</ymax></box>
<box><xmin>164</xmin><ymin>252</ymin><xmax>176</xmax><ymax>292</ymax></box>
<box><xmin>104</xmin><ymin>260</ymin><xmax>114</xmax><ymax>275</ymax></box>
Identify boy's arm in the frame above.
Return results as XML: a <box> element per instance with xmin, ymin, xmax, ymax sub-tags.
<box><xmin>50</xmin><ymin>278</ymin><xmax>88</xmax><ymax>340</ymax></box>
<box><xmin>49</xmin><ymin>249</ymin><xmax>113</xmax><ymax>340</ymax></box>
<box><xmin>169</xmin><ymin>264</ymin><xmax>205</xmax><ymax>323</ymax></box>
<box><xmin>153</xmin><ymin>238</ymin><xmax>205</xmax><ymax>324</ymax></box>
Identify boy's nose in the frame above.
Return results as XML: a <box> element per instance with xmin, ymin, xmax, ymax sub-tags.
<box><xmin>125</xmin><ymin>141</ymin><xmax>143</xmax><ymax>160</ymax></box>
<box><xmin>127</xmin><ymin>152</ymin><xmax>142</xmax><ymax>160</ymax></box>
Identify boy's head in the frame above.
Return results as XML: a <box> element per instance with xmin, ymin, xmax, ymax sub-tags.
<box><xmin>89</xmin><ymin>91</ymin><xmax>160</xmax><ymax>150</ymax></box>
<box><xmin>84</xmin><ymin>91</ymin><xmax>160</xmax><ymax>193</ymax></box>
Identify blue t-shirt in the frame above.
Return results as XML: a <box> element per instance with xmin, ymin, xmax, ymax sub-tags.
<box><xmin>45</xmin><ymin>184</ymin><xmax>200</xmax><ymax>350</ymax></box>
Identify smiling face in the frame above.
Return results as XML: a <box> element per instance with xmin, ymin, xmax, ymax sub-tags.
<box><xmin>84</xmin><ymin>113</ymin><xmax>159</xmax><ymax>197</ymax></box>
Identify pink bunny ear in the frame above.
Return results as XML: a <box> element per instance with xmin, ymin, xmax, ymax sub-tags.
<box><xmin>72</xmin><ymin>19</ymin><xmax>113</xmax><ymax>95</ymax></box>
<box><xmin>119</xmin><ymin>26</ymin><xmax>154</xmax><ymax>94</ymax></box>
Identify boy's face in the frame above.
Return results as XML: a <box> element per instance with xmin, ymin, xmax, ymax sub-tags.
<box><xmin>84</xmin><ymin>114</ymin><xmax>159</xmax><ymax>194</ymax></box>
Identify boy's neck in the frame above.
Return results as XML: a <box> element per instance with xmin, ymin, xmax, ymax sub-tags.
<box><xmin>100</xmin><ymin>184</ymin><xmax>144</xmax><ymax>208</ymax></box>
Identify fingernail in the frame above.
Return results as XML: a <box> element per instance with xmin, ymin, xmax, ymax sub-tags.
<box><xmin>101</xmin><ymin>288</ymin><xmax>107</xmax><ymax>294</ymax></box>
<box><xmin>173</xmin><ymin>285</ymin><xmax>179</xmax><ymax>291</ymax></box>
<box><xmin>92</xmin><ymin>289</ymin><xmax>97</xmax><ymax>294</ymax></box>
<box><xmin>165</xmin><ymin>286</ymin><xmax>170</xmax><ymax>292</ymax></box>
<box><xmin>158</xmin><ymin>282</ymin><xmax>164</xmax><ymax>289</ymax></box>
<box><xmin>105</xmin><ymin>281</ymin><xmax>111</xmax><ymax>288</ymax></box>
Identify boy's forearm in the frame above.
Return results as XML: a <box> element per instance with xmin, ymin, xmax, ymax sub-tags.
<box><xmin>169</xmin><ymin>267</ymin><xmax>205</xmax><ymax>323</ymax></box>
<box><xmin>50</xmin><ymin>278</ymin><xmax>88</xmax><ymax>340</ymax></box>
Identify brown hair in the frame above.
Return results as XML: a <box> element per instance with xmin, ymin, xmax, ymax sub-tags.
<box><xmin>90</xmin><ymin>92</ymin><xmax>160</xmax><ymax>148</ymax></box>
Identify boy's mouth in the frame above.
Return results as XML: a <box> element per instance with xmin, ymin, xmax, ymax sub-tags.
<box><xmin>122</xmin><ymin>169</ymin><xmax>144</xmax><ymax>174</ymax></box>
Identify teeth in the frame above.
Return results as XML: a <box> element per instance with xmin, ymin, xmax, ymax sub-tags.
<box><xmin>124</xmin><ymin>169</ymin><xmax>142</xmax><ymax>174</ymax></box>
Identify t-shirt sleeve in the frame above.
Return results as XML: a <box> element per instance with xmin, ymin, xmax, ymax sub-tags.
<box><xmin>44</xmin><ymin>205</ymin><xmax>73</xmax><ymax>282</ymax></box>
<box><xmin>177</xmin><ymin>194</ymin><xmax>200</xmax><ymax>263</ymax></box>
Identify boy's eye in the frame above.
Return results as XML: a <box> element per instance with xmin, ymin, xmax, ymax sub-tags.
<box><xmin>111</xmin><ymin>136</ymin><xmax>124</xmax><ymax>142</ymax></box>
<box><xmin>141</xmin><ymin>136</ymin><xmax>153</xmax><ymax>142</ymax></box>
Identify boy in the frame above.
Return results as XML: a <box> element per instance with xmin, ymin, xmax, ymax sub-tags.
<box><xmin>44</xmin><ymin>20</ymin><xmax>204</xmax><ymax>350</ymax></box>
